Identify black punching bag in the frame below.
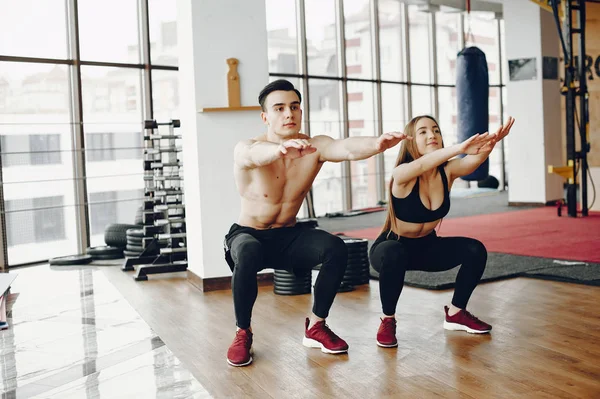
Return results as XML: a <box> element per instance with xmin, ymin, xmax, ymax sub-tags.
<box><xmin>456</xmin><ymin>46</ymin><xmax>489</xmax><ymax>181</ymax></box>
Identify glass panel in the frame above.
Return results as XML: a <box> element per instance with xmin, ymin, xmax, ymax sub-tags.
<box><xmin>79</xmin><ymin>0</ymin><xmax>141</xmax><ymax>63</ymax></box>
<box><xmin>81</xmin><ymin>66</ymin><xmax>144</xmax><ymax>246</ymax></box>
<box><xmin>0</xmin><ymin>62</ymin><xmax>71</xmax><ymax>122</ymax></box>
<box><xmin>266</xmin><ymin>0</ymin><xmax>298</xmax><ymax>74</ymax></box>
<box><xmin>436</xmin><ymin>11</ymin><xmax>460</xmax><ymax>85</ymax></box>
<box><xmin>0</xmin><ymin>0</ymin><xmax>68</xmax><ymax>59</ymax></box>
<box><xmin>437</xmin><ymin>87</ymin><xmax>458</xmax><ymax>146</ymax></box>
<box><xmin>88</xmin><ymin>189</ymin><xmax>144</xmax><ymax>245</ymax></box>
<box><xmin>152</xmin><ymin>70</ymin><xmax>179</xmax><ymax>121</ymax></box>
<box><xmin>305</xmin><ymin>0</ymin><xmax>339</xmax><ymax>77</ymax></box>
<box><xmin>148</xmin><ymin>0</ymin><xmax>178</xmax><ymax>66</ymax></box>
<box><xmin>347</xmin><ymin>81</ymin><xmax>377</xmax><ymax>209</ymax></box>
<box><xmin>81</xmin><ymin>66</ymin><xmax>143</xmax><ymax>124</ymax></box>
<box><xmin>381</xmin><ymin>83</ymin><xmax>406</xmax><ymax>196</ymax></box>
<box><xmin>411</xmin><ymin>85</ymin><xmax>432</xmax><ymax>118</ymax></box>
<box><xmin>408</xmin><ymin>5</ymin><xmax>431</xmax><ymax>84</ymax></box>
<box><xmin>378</xmin><ymin>0</ymin><xmax>403</xmax><ymax>82</ymax></box>
<box><xmin>0</xmin><ymin>62</ymin><xmax>77</xmax><ymax>264</ymax></box>
<box><xmin>308</xmin><ymin>79</ymin><xmax>343</xmax><ymax>215</ymax></box>
<box><xmin>344</xmin><ymin>0</ymin><xmax>373</xmax><ymax>80</ymax></box>
<box><xmin>465</xmin><ymin>12</ymin><xmax>500</xmax><ymax>85</ymax></box>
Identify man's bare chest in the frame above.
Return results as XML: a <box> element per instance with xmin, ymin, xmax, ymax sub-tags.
<box><xmin>249</xmin><ymin>158</ymin><xmax>321</xmax><ymax>199</ymax></box>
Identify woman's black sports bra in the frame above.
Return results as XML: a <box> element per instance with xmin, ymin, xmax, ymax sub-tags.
<box><xmin>391</xmin><ymin>166</ymin><xmax>450</xmax><ymax>223</ymax></box>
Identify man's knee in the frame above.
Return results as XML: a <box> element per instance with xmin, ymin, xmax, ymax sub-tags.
<box><xmin>323</xmin><ymin>235</ymin><xmax>348</xmax><ymax>262</ymax></box>
<box><xmin>231</xmin><ymin>238</ymin><xmax>263</xmax><ymax>272</ymax></box>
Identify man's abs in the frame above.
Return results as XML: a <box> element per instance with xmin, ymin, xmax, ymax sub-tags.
<box><xmin>238</xmin><ymin>197</ymin><xmax>304</xmax><ymax>229</ymax></box>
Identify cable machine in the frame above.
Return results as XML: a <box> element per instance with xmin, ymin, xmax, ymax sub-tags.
<box><xmin>538</xmin><ymin>0</ymin><xmax>595</xmax><ymax>217</ymax></box>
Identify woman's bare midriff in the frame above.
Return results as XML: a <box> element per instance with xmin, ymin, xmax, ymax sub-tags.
<box><xmin>392</xmin><ymin>218</ymin><xmax>441</xmax><ymax>238</ymax></box>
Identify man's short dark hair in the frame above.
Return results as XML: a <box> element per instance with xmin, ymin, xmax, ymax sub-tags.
<box><xmin>258</xmin><ymin>79</ymin><xmax>302</xmax><ymax>111</ymax></box>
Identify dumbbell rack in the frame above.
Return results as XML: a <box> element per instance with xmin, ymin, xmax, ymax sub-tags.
<box><xmin>122</xmin><ymin>119</ymin><xmax>188</xmax><ymax>281</ymax></box>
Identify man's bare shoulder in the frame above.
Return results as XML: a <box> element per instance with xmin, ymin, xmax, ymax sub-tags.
<box><xmin>237</xmin><ymin>134</ymin><xmax>267</xmax><ymax>147</ymax></box>
<box><xmin>309</xmin><ymin>134</ymin><xmax>336</xmax><ymax>147</ymax></box>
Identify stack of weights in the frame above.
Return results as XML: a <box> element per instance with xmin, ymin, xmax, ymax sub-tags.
<box><xmin>124</xmin><ymin>228</ymin><xmax>145</xmax><ymax>258</ymax></box>
<box><xmin>341</xmin><ymin>238</ymin><xmax>370</xmax><ymax>287</ymax></box>
<box><xmin>124</xmin><ymin>228</ymin><xmax>160</xmax><ymax>258</ymax></box>
<box><xmin>273</xmin><ymin>269</ymin><xmax>312</xmax><ymax>296</ymax></box>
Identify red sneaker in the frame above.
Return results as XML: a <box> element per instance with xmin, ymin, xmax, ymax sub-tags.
<box><xmin>302</xmin><ymin>318</ymin><xmax>349</xmax><ymax>354</ymax></box>
<box><xmin>443</xmin><ymin>306</ymin><xmax>492</xmax><ymax>334</ymax></box>
<box><xmin>227</xmin><ymin>329</ymin><xmax>253</xmax><ymax>366</ymax></box>
<box><xmin>376</xmin><ymin>317</ymin><xmax>398</xmax><ymax>348</ymax></box>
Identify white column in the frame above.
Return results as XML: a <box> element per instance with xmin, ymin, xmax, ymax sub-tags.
<box><xmin>503</xmin><ymin>0</ymin><xmax>563</xmax><ymax>204</ymax></box>
<box><xmin>177</xmin><ymin>0</ymin><xmax>269</xmax><ymax>279</ymax></box>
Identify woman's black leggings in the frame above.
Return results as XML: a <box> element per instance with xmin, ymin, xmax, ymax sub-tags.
<box><xmin>369</xmin><ymin>231</ymin><xmax>487</xmax><ymax>316</ymax></box>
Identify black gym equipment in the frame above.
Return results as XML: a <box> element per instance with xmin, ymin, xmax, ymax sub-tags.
<box><xmin>477</xmin><ymin>175</ymin><xmax>500</xmax><ymax>189</ymax></box>
<box><xmin>144</xmin><ymin>119</ymin><xmax>181</xmax><ymax>129</ymax></box>
<box><xmin>122</xmin><ymin>119</ymin><xmax>188</xmax><ymax>280</ymax></box>
<box><xmin>104</xmin><ymin>223</ymin><xmax>139</xmax><ymax>248</ymax></box>
<box><xmin>341</xmin><ymin>238</ymin><xmax>370</xmax><ymax>287</ymax></box>
<box><xmin>49</xmin><ymin>254</ymin><xmax>93</xmax><ymax>266</ymax></box>
<box><xmin>456</xmin><ymin>47</ymin><xmax>490</xmax><ymax>182</ymax></box>
<box><xmin>273</xmin><ymin>269</ymin><xmax>312</xmax><ymax>295</ymax></box>
<box><xmin>272</xmin><ymin>233</ymin><xmax>371</xmax><ymax>296</ymax></box>
<box><xmin>547</xmin><ymin>0</ymin><xmax>592</xmax><ymax>217</ymax></box>
<box><xmin>86</xmin><ymin>246</ymin><xmax>124</xmax><ymax>260</ymax></box>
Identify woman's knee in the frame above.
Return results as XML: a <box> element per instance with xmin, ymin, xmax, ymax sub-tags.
<box><xmin>465</xmin><ymin>239</ymin><xmax>487</xmax><ymax>261</ymax></box>
<box><xmin>369</xmin><ymin>241</ymin><xmax>408</xmax><ymax>273</ymax></box>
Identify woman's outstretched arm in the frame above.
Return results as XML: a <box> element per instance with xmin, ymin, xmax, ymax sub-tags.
<box><xmin>392</xmin><ymin>133</ymin><xmax>493</xmax><ymax>186</ymax></box>
<box><xmin>446</xmin><ymin>117</ymin><xmax>515</xmax><ymax>179</ymax></box>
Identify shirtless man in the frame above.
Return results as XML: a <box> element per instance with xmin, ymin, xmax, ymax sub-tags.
<box><xmin>223</xmin><ymin>79</ymin><xmax>410</xmax><ymax>367</ymax></box>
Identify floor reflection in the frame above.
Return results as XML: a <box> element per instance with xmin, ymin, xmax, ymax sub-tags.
<box><xmin>0</xmin><ymin>265</ymin><xmax>210</xmax><ymax>398</ymax></box>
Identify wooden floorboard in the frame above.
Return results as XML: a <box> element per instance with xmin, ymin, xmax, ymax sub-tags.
<box><xmin>101</xmin><ymin>268</ymin><xmax>600</xmax><ymax>399</ymax></box>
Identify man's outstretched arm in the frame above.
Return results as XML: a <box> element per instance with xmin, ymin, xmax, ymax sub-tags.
<box><xmin>316</xmin><ymin>132</ymin><xmax>410</xmax><ymax>163</ymax></box>
<box><xmin>234</xmin><ymin>138</ymin><xmax>316</xmax><ymax>169</ymax></box>
<box><xmin>234</xmin><ymin>140</ymin><xmax>282</xmax><ymax>169</ymax></box>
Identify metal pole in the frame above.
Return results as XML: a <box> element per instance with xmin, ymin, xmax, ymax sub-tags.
<box><xmin>496</xmin><ymin>16</ymin><xmax>507</xmax><ymax>191</ymax></box>
<box><xmin>429</xmin><ymin>10</ymin><xmax>439</xmax><ymax>120</ymax></box>
<box><xmin>67</xmin><ymin>0</ymin><xmax>91</xmax><ymax>251</ymax></box>
<box><xmin>371</xmin><ymin>0</ymin><xmax>386</xmax><ymax>204</ymax></box>
<box><xmin>565</xmin><ymin>0</ymin><xmax>577</xmax><ymax>217</ymax></box>
<box><xmin>140</xmin><ymin>0</ymin><xmax>154</xmax><ymax>120</ymax></box>
<box><xmin>401</xmin><ymin>3</ymin><xmax>412</xmax><ymax>119</ymax></box>
<box><xmin>296</xmin><ymin>0</ymin><xmax>315</xmax><ymax>218</ymax></box>
<box><xmin>335</xmin><ymin>0</ymin><xmax>352</xmax><ymax>212</ymax></box>
<box><xmin>578</xmin><ymin>0</ymin><xmax>588</xmax><ymax>216</ymax></box>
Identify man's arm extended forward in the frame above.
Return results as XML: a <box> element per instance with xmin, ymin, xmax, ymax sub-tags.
<box><xmin>316</xmin><ymin>132</ymin><xmax>409</xmax><ymax>163</ymax></box>
<box><xmin>234</xmin><ymin>140</ymin><xmax>282</xmax><ymax>169</ymax></box>
<box><xmin>234</xmin><ymin>138</ymin><xmax>317</xmax><ymax>169</ymax></box>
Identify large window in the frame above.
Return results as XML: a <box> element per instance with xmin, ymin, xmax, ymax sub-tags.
<box><xmin>0</xmin><ymin>0</ymin><xmax>177</xmax><ymax>266</ymax></box>
<box><xmin>5</xmin><ymin>196</ymin><xmax>66</xmax><ymax>246</ymax></box>
<box><xmin>309</xmin><ymin>80</ymin><xmax>344</xmax><ymax>215</ymax></box>
<box><xmin>0</xmin><ymin>135</ymin><xmax>62</xmax><ymax>167</ymax></box>
<box><xmin>266</xmin><ymin>0</ymin><xmax>506</xmax><ymax>216</ymax></box>
<box><xmin>89</xmin><ymin>189</ymin><xmax>143</xmax><ymax>246</ymax></box>
<box><xmin>0</xmin><ymin>0</ymin><xmax>69</xmax><ymax>59</ymax></box>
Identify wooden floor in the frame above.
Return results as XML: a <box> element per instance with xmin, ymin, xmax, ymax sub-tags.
<box><xmin>102</xmin><ymin>268</ymin><xmax>600</xmax><ymax>399</ymax></box>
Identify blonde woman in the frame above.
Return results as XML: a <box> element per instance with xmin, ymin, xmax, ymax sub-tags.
<box><xmin>369</xmin><ymin>115</ymin><xmax>515</xmax><ymax>348</ymax></box>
